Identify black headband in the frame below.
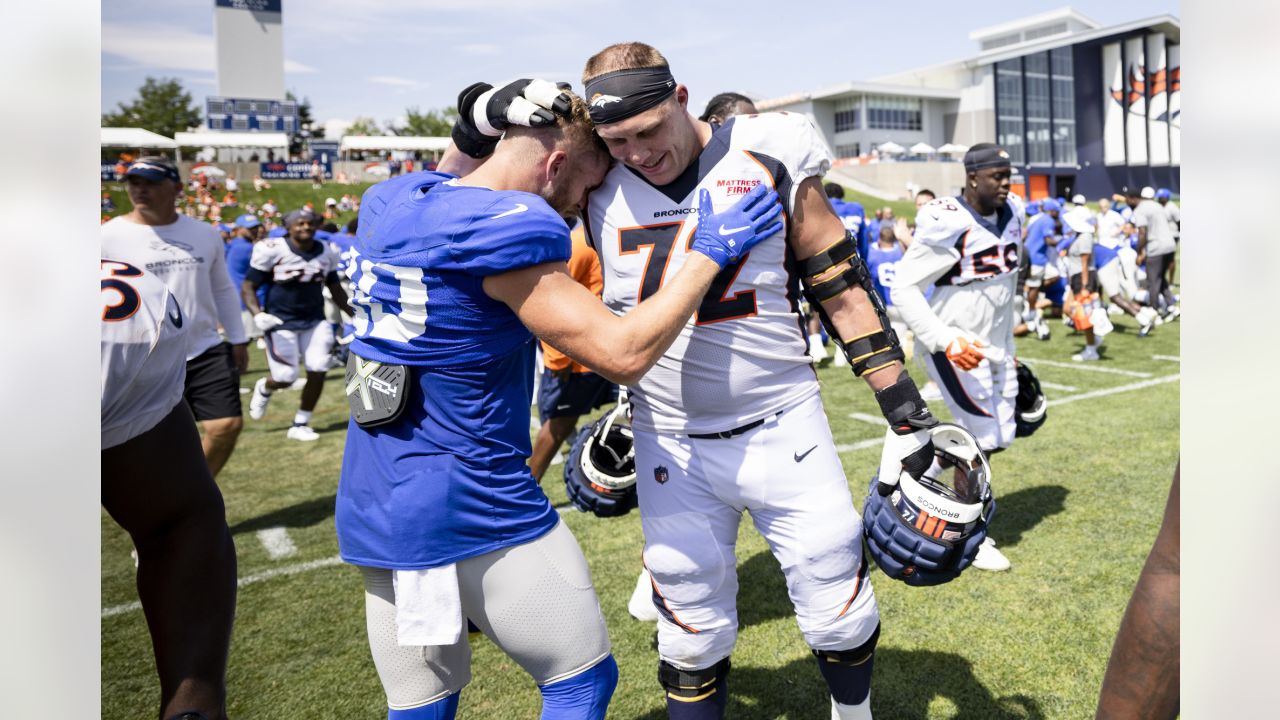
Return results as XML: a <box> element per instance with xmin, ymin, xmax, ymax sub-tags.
<box><xmin>584</xmin><ymin>65</ymin><xmax>676</xmax><ymax>124</ymax></box>
<box><xmin>963</xmin><ymin>145</ymin><xmax>1012</xmax><ymax>172</ymax></box>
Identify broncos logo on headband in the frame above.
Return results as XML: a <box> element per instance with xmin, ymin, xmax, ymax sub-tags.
<box><xmin>590</xmin><ymin>93</ymin><xmax>622</xmax><ymax>108</ymax></box>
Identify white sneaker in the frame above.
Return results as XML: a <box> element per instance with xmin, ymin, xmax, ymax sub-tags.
<box><xmin>286</xmin><ymin>424</ymin><xmax>320</xmax><ymax>442</ymax></box>
<box><xmin>1164</xmin><ymin>305</ymin><xmax>1180</xmax><ymax>322</ymax></box>
<box><xmin>256</xmin><ymin>338</ymin><xmax>267</xmax><ymax>350</ymax></box>
<box><xmin>1136</xmin><ymin>307</ymin><xmax>1158</xmax><ymax>337</ymax></box>
<box><xmin>628</xmin><ymin>568</ymin><xmax>660</xmax><ymax>622</ymax></box>
<box><xmin>808</xmin><ymin>337</ymin><xmax>829</xmax><ymax>365</ymax></box>
<box><xmin>249</xmin><ymin>378</ymin><xmax>272</xmax><ymax>420</ymax></box>
<box><xmin>972</xmin><ymin>538</ymin><xmax>1011</xmax><ymax>572</ymax></box>
<box><xmin>1034</xmin><ymin>317</ymin><xmax>1051</xmax><ymax>341</ymax></box>
<box><xmin>1072</xmin><ymin>345</ymin><xmax>1101</xmax><ymax>362</ymax></box>
<box><xmin>832</xmin><ymin>349</ymin><xmax>849</xmax><ymax>367</ymax></box>
<box><xmin>920</xmin><ymin>381</ymin><xmax>943</xmax><ymax>402</ymax></box>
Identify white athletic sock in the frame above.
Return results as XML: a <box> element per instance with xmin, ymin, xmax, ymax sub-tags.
<box><xmin>832</xmin><ymin>695</ymin><xmax>872</xmax><ymax>720</ymax></box>
<box><xmin>809</xmin><ymin>332</ymin><xmax>824</xmax><ymax>347</ymax></box>
<box><xmin>294</xmin><ymin>409</ymin><xmax>313</xmax><ymax>426</ymax></box>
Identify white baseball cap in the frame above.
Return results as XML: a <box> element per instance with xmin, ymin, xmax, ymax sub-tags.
<box><xmin>1140</xmin><ymin>186</ymin><xmax>1155</xmax><ymax>199</ymax></box>
<box><xmin>1071</xmin><ymin>194</ymin><xmax>1087</xmax><ymax>205</ymax></box>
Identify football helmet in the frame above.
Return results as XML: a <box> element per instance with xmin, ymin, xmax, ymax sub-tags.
<box><xmin>563</xmin><ymin>403</ymin><xmax>638</xmax><ymax>517</ymax></box>
<box><xmin>1014</xmin><ymin>361</ymin><xmax>1048</xmax><ymax>437</ymax></box>
<box><xmin>863</xmin><ymin>423</ymin><xmax>996</xmax><ymax>586</ymax></box>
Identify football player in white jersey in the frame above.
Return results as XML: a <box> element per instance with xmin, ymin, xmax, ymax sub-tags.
<box><xmin>890</xmin><ymin>143</ymin><xmax>1026</xmax><ymax>573</ymax></box>
<box><xmin>101</xmin><ymin>259</ymin><xmax>237</xmax><ymax>720</ymax></box>
<box><xmin>580</xmin><ymin>43</ymin><xmax>941</xmax><ymax>720</ymax></box>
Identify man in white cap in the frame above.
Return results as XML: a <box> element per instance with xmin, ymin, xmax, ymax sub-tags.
<box><xmin>1126</xmin><ymin>187</ymin><xmax>1179</xmax><ymax>321</ymax></box>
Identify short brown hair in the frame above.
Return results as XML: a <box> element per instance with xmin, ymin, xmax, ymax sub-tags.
<box><xmin>582</xmin><ymin>42</ymin><xmax>669</xmax><ymax>84</ymax></box>
<box><xmin>556</xmin><ymin>93</ymin><xmax>607</xmax><ymax>155</ymax></box>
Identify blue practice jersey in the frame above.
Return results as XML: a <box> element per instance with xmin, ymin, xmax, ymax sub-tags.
<box><xmin>328</xmin><ymin>231</ymin><xmax>358</xmax><ymax>274</ymax></box>
<box><xmin>1024</xmin><ymin>213</ymin><xmax>1058</xmax><ymax>266</ymax></box>
<box><xmin>865</xmin><ymin>242</ymin><xmax>903</xmax><ymax>306</ymax></box>
<box><xmin>224</xmin><ymin>237</ymin><xmax>254</xmax><ymax>309</ymax></box>
<box><xmin>831</xmin><ymin>199</ymin><xmax>869</xmax><ymax>258</ymax></box>
<box><xmin>335</xmin><ymin>171</ymin><xmax>572</xmax><ymax>570</ymax></box>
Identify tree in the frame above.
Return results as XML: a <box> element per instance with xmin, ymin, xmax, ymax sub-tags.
<box><xmin>345</xmin><ymin>117</ymin><xmax>384</xmax><ymax>137</ymax></box>
<box><xmin>394</xmin><ymin>106</ymin><xmax>457</xmax><ymax>137</ymax></box>
<box><xmin>102</xmin><ymin>77</ymin><xmax>201</xmax><ymax>140</ymax></box>
<box><xmin>287</xmin><ymin>90</ymin><xmax>323</xmax><ymax>155</ymax></box>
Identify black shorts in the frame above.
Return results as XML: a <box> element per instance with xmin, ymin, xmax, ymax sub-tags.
<box><xmin>185</xmin><ymin>342</ymin><xmax>243</xmax><ymax>421</ymax></box>
<box><xmin>1070</xmin><ymin>272</ymin><xmax>1099</xmax><ymax>295</ymax></box>
<box><xmin>537</xmin><ymin>369</ymin><xmax>617</xmax><ymax>422</ymax></box>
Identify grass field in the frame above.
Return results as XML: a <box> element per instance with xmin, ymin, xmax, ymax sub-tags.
<box><xmin>101</xmin><ymin>264</ymin><xmax>1180</xmax><ymax>720</ymax></box>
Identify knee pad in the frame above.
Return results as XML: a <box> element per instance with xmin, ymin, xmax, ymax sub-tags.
<box><xmin>538</xmin><ymin>654</ymin><xmax>618</xmax><ymax>720</ymax></box>
<box><xmin>643</xmin><ymin>513</ymin><xmax>727</xmax><ymax>608</ymax></box>
<box><xmin>660</xmin><ymin>658</ymin><xmax>730</xmax><ymax>716</ymax></box>
<box><xmin>814</xmin><ymin>623</ymin><xmax>880</xmax><ymax>706</ymax></box>
<box><xmin>271</xmin><ymin>365</ymin><xmax>299</xmax><ymax>384</ymax></box>
<box><xmin>388</xmin><ymin>692</ymin><xmax>459</xmax><ymax>720</ymax></box>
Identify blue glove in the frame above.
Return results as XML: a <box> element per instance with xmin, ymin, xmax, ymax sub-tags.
<box><xmin>690</xmin><ymin>183</ymin><xmax>784</xmax><ymax>269</ymax></box>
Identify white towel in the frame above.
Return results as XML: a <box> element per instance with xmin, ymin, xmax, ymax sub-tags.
<box><xmin>393</xmin><ymin>564</ymin><xmax>462</xmax><ymax>646</ymax></box>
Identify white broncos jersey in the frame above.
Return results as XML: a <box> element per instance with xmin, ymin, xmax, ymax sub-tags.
<box><xmin>891</xmin><ymin>194</ymin><xmax>1026</xmax><ymax>356</ymax></box>
<box><xmin>101</xmin><ymin>259</ymin><xmax>189</xmax><ymax>450</ymax></box>
<box><xmin>585</xmin><ymin>112</ymin><xmax>831</xmax><ymax>434</ymax></box>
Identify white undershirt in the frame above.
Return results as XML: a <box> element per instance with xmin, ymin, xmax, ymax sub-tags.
<box><xmin>102</xmin><ymin>215</ymin><xmax>247</xmax><ymax>358</ymax></box>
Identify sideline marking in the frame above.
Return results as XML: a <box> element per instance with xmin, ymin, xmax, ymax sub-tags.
<box><xmin>1046</xmin><ymin>374</ymin><xmax>1179</xmax><ymax>407</ymax></box>
<box><xmin>846</xmin><ymin>412</ymin><xmax>888</xmax><ymax>426</ymax></box>
<box><xmin>105</xmin><ymin>374</ymin><xmax>1181</xmax><ymax>619</ymax></box>
<box><xmin>1039</xmin><ymin>381</ymin><xmax>1079</xmax><ymax>392</ymax></box>
<box><xmin>103</xmin><ymin>555</ymin><xmax>345</xmax><ymax>618</ymax></box>
<box><xmin>1152</xmin><ymin>354</ymin><xmax>1180</xmax><ymax>362</ymax></box>
<box><xmin>257</xmin><ymin>527</ymin><xmax>298</xmax><ymax>560</ymax></box>
<box><xmin>1017</xmin><ymin>357</ymin><xmax>1152</xmax><ymax>378</ymax></box>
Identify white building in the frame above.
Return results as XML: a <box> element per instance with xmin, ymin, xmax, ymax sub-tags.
<box><xmin>759</xmin><ymin>7</ymin><xmax>1180</xmax><ymax>200</ymax></box>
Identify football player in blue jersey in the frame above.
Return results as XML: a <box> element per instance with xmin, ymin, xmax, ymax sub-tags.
<box><xmin>1022</xmin><ymin>199</ymin><xmax>1063</xmax><ymax>340</ymax></box>
<box><xmin>335</xmin><ymin>83</ymin><xmax>784</xmax><ymax>720</ymax></box>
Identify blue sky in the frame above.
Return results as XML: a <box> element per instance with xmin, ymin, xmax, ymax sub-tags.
<box><xmin>102</xmin><ymin>0</ymin><xmax>1178</xmax><ymax>133</ymax></box>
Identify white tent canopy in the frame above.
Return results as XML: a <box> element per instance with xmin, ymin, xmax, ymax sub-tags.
<box><xmin>340</xmin><ymin>135</ymin><xmax>451</xmax><ymax>152</ymax></box>
<box><xmin>908</xmin><ymin>142</ymin><xmax>936</xmax><ymax>154</ymax></box>
<box><xmin>173</xmin><ymin>131</ymin><xmax>289</xmax><ymax>149</ymax></box>
<box><xmin>876</xmin><ymin>141</ymin><xmax>905</xmax><ymax>154</ymax></box>
<box><xmin>937</xmin><ymin>142</ymin><xmax>969</xmax><ymax>154</ymax></box>
<box><xmin>101</xmin><ymin>127</ymin><xmax>176</xmax><ymax>149</ymax></box>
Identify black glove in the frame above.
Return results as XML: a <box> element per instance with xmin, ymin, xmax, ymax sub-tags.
<box><xmin>451</xmin><ymin>79</ymin><xmax>574</xmax><ymax>159</ymax></box>
<box><xmin>874</xmin><ymin>370</ymin><xmax>939</xmax><ymax>491</ymax></box>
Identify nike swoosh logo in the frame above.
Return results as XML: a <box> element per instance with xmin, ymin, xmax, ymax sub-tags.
<box><xmin>794</xmin><ymin>445</ymin><xmax>817</xmax><ymax>463</ymax></box>
<box><xmin>719</xmin><ymin>224</ymin><xmax>750</xmax><ymax>235</ymax></box>
<box><xmin>491</xmin><ymin>203</ymin><xmax>528</xmax><ymax>219</ymax></box>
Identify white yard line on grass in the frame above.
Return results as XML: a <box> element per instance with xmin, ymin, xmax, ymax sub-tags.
<box><xmin>1017</xmin><ymin>357</ymin><xmax>1152</xmax><ymax>378</ymax></box>
<box><xmin>1038</xmin><ymin>381</ymin><xmax>1079</xmax><ymax>392</ymax></box>
<box><xmin>103</xmin><ymin>555</ymin><xmax>345</xmax><ymax>618</ymax></box>
<box><xmin>104</xmin><ymin>374</ymin><xmax>1181</xmax><ymax>619</ymax></box>
<box><xmin>1152</xmin><ymin>355</ymin><xmax>1180</xmax><ymax>362</ymax></box>
<box><xmin>1046</xmin><ymin>374</ymin><xmax>1179</xmax><ymax>407</ymax></box>
<box><xmin>846</xmin><ymin>412</ymin><xmax>888</xmax><ymax>426</ymax></box>
<box><xmin>256</xmin><ymin>527</ymin><xmax>298</xmax><ymax>560</ymax></box>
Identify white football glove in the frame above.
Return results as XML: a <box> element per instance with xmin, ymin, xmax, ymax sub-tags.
<box><xmin>876</xmin><ymin>426</ymin><xmax>934</xmax><ymax>494</ymax></box>
<box><xmin>253</xmin><ymin>312</ymin><xmax>284</xmax><ymax>332</ymax></box>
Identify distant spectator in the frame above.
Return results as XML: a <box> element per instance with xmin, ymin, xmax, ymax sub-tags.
<box><xmin>102</xmin><ymin>192</ymin><xmax>116</xmax><ymax>214</ymax></box>
<box><xmin>225</xmin><ymin>177</ymin><xmax>238</xmax><ymax>193</ymax></box>
<box><xmin>310</xmin><ymin>159</ymin><xmax>324</xmax><ymax>189</ymax></box>
<box><xmin>253</xmin><ymin>175</ymin><xmax>270</xmax><ymax>193</ymax></box>
<box><xmin>262</xmin><ymin>198</ymin><xmax>278</xmax><ymax>218</ymax></box>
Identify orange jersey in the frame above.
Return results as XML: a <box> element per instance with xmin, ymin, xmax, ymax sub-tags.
<box><xmin>541</xmin><ymin>226</ymin><xmax>602</xmax><ymax>373</ymax></box>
